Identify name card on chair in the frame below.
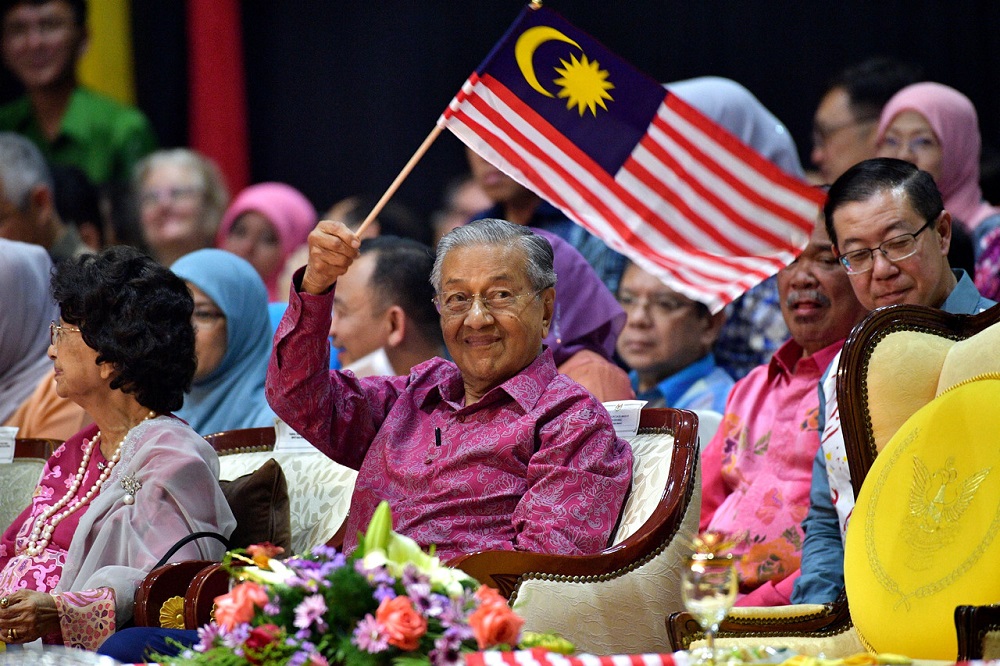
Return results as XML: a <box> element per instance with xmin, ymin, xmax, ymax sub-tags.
<box><xmin>273</xmin><ymin>418</ymin><xmax>320</xmax><ymax>453</ymax></box>
<box><xmin>601</xmin><ymin>400</ymin><xmax>647</xmax><ymax>438</ymax></box>
<box><xmin>0</xmin><ymin>427</ymin><xmax>17</xmax><ymax>463</ymax></box>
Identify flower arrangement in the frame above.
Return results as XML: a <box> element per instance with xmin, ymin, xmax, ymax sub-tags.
<box><xmin>161</xmin><ymin>501</ymin><xmax>572</xmax><ymax>666</ymax></box>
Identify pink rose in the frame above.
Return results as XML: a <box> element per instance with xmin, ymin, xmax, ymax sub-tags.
<box><xmin>374</xmin><ymin>595</ymin><xmax>427</xmax><ymax>651</ymax></box>
<box><xmin>469</xmin><ymin>586</ymin><xmax>524</xmax><ymax>649</ymax></box>
<box><xmin>214</xmin><ymin>581</ymin><xmax>269</xmax><ymax>630</ymax></box>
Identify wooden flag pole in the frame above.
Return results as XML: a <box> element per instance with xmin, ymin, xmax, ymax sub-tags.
<box><xmin>352</xmin><ymin>124</ymin><xmax>445</xmax><ymax>238</ymax></box>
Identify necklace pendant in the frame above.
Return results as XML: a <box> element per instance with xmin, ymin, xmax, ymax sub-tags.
<box><xmin>97</xmin><ymin>461</ymin><xmax>106</xmax><ymax>471</ymax></box>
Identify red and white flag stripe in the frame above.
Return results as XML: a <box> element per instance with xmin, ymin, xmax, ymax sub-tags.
<box><xmin>440</xmin><ymin>73</ymin><xmax>821</xmax><ymax>312</ymax></box>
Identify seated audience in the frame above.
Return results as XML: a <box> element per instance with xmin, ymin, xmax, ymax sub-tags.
<box><xmin>0</xmin><ymin>132</ymin><xmax>89</xmax><ymax>262</ymax></box>
<box><xmin>0</xmin><ymin>0</ymin><xmax>157</xmax><ymax>186</ymax></box>
<box><xmin>0</xmin><ymin>238</ymin><xmax>60</xmax><ymax>430</ymax></box>
<box><xmin>872</xmin><ymin>82</ymin><xmax>1000</xmax><ymax>293</ymax></box>
<box><xmin>665</xmin><ymin>77</ymin><xmax>804</xmax><ymax>380</ymax></box>
<box><xmin>171</xmin><ymin>249</ymin><xmax>276</xmax><ymax>435</ymax></box>
<box><xmin>466</xmin><ymin>148</ymin><xmax>626</xmax><ymax>294</ymax></box>
<box><xmin>0</xmin><ymin>246</ymin><xmax>234</xmax><ymax>650</ymax></box>
<box><xmin>793</xmin><ymin>158</ymin><xmax>995</xmax><ymax>604</ymax></box>
<box><xmin>266</xmin><ymin>218</ymin><xmax>633</xmax><ymax>560</ymax></box>
<box><xmin>431</xmin><ymin>173</ymin><xmax>492</xmax><ymax>246</ymax></box>
<box><xmin>876</xmin><ymin>83</ymin><xmax>1000</xmax><ymax>250</ymax></box>
<box><xmin>326</xmin><ymin>193</ymin><xmax>430</xmax><ymax>246</ymax></box>
<box><xmin>534</xmin><ymin>228</ymin><xmax>634</xmax><ymax>402</ymax></box>
<box><xmin>330</xmin><ymin>235</ymin><xmax>443</xmax><ymax>377</ymax></box>
<box><xmin>616</xmin><ymin>260</ymin><xmax>730</xmax><ymax>411</ymax></box>
<box><xmin>50</xmin><ymin>164</ymin><xmax>103</xmax><ymax>251</ymax></box>
<box><xmin>700</xmin><ymin>217</ymin><xmax>867</xmax><ymax>605</ymax></box>
<box><xmin>216</xmin><ymin>182</ymin><xmax>317</xmax><ymax>301</ymax></box>
<box><xmin>810</xmin><ymin>57</ymin><xmax>922</xmax><ymax>185</ymax></box>
<box><xmin>133</xmin><ymin>148</ymin><xmax>228</xmax><ymax>266</ymax></box>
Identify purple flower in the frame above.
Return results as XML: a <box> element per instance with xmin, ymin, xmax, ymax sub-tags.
<box><xmin>195</xmin><ymin>623</ymin><xmax>223</xmax><ymax>651</ymax></box>
<box><xmin>429</xmin><ymin>634</ymin><xmax>463</xmax><ymax>666</ymax></box>
<box><xmin>310</xmin><ymin>545</ymin><xmax>342</xmax><ymax>561</ymax></box>
<box><xmin>353</xmin><ymin>559</ymin><xmax>396</xmax><ymax>588</ymax></box>
<box><xmin>294</xmin><ymin>594</ymin><xmax>328</xmax><ymax>631</ymax></box>
<box><xmin>288</xmin><ymin>652</ymin><xmax>310</xmax><ymax>666</ymax></box>
<box><xmin>402</xmin><ymin>565</ymin><xmax>430</xmax><ymax>588</ymax></box>
<box><xmin>443</xmin><ymin>622</ymin><xmax>474</xmax><ymax>643</ymax></box>
<box><xmin>437</xmin><ymin>591</ymin><xmax>474</xmax><ymax>627</ymax></box>
<box><xmin>373</xmin><ymin>583</ymin><xmax>397</xmax><ymax>604</ymax></box>
<box><xmin>405</xmin><ymin>580</ymin><xmax>432</xmax><ymax>609</ymax></box>
<box><xmin>221</xmin><ymin>624</ymin><xmax>250</xmax><ymax>650</ymax></box>
<box><xmin>352</xmin><ymin>614</ymin><xmax>390</xmax><ymax>653</ymax></box>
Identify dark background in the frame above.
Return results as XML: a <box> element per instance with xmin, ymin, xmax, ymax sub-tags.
<box><xmin>4</xmin><ymin>1</ymin><xmax>1000</xmax><ymax>221</ymax></box>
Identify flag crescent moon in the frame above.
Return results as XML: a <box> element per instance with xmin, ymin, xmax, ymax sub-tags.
<box><xmin>514</xmin><ymin>26</ymin><xmax>580</xmax><ymax>98</ymax></box>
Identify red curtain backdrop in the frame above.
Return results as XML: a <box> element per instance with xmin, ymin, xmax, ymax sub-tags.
<box><xmin>186</xmin><ymin>0</ymin><xmax>250</xmax><ymax>195</ymax></box>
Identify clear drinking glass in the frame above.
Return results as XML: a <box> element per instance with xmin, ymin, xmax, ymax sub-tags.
<box><xmin>681</xmin><ymin>554</ymin><xmax>738</xmax><ymax>665</ymax></box>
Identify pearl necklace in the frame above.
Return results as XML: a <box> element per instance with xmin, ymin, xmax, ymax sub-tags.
<box><xmin>23</xmin><ymin>411</ymin><xmax>156</xmax><ymax>557</ymax></box>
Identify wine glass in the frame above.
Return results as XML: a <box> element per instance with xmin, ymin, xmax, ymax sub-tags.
<box><xmin>681</xmin><ymin>554</ymin><xmax>738</xmax><ymax>665</ymax></box>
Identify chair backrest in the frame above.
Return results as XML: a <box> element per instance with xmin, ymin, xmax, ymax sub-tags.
<box><xmin>837</xmin><ymin>304</ymin><xmax>1000</xmax><ymax>659</ymax></box>
<box><xmin>838</xmin><ymin>303</ymin><xmax>1000</xmax><ymax>497</ymax></box>
<box><xmin>208</xmin><ymin>427</ymin><xmax>357</xmax><ymax>553</ymax></box>
<box><xmin>454</xmin><ymin>407</ymin><xmax>700</xmax><ymax>655</ymax></box>
<box><xmin>0</xmin><ymin>438</ymin><xmax>61</xmax><ymax>531</ymax></box>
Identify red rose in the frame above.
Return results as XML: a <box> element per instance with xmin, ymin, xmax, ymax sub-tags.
<box><xmin>374</xmin><ymin>595</ymin><xmax>427</xmax><ymax>651</ymax></box>
<box><xmin>469</xmin><ymin>587</ymin><xmax>524</xmax><ymax>649</ymax></box>
<box><xmin>243</xmin><ymin>624</ymin><xmax>281</xmax><ymax>658</ymax></box>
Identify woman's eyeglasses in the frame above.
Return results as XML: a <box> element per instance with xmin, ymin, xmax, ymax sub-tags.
<box><xmin>49</xmin><ymin>321</ymin><xmax>82</xmax><ymax>346</ymax></box>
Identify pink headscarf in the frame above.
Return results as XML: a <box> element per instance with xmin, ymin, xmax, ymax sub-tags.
<box><xmin>877</xmin><ymin>82</ymin><xmax>999</xmax><ymax>231</ymax></box>
<box><xmin>216</xmin><ymin>182</ymin><xmax>317</xmax><ymax>298</ymax></box>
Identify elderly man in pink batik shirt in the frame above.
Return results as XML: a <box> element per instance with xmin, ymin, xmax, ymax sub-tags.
<box><xmin>699</xmin><ymin>217</ymin><xmax>867</xmax><ymax>605</ymax></box>
<box><xmin>266</xmin><ymin>217</ymin><xmax>632</xmax><ymax>561</ymax></box>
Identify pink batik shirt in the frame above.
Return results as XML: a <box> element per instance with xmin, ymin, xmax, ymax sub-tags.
<box><xmin>266</xmin><ymin>278</ymin><xmax>633</xmax><ymax>561</ymax></box>
<box><xmin>700</xmin><ymin>337</ymin><xmax>844</xmax><ymax>595</ymax></box>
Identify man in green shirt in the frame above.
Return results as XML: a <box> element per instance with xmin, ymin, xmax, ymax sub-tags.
<box><xmin>0</xmin><ymin>0</ymin><xmax>157</xmax><ymax>186</ymax></box>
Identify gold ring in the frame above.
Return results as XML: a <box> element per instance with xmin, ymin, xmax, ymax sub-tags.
<box><xmin>6</xmin><ymin>627</ymin><xmax>13</xmax><ymax>641</ymax></box>
<box><xmin>0</xmin><ymin>596</ymin><xmax>7</xmax><ymax>608</ymax></box>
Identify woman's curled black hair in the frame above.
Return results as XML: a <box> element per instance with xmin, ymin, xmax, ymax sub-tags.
<box><xmin>51</xmin><ymin>246</ymin><xmax>197</xmax><ymax>413</ymax></box>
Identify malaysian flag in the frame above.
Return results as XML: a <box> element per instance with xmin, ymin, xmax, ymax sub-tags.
<box><xmin>438</xmin><ymin>5</ymin><xmax>823</xmax><ymax>313</ymax></box>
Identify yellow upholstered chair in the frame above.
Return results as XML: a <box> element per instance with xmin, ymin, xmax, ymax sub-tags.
<box><xmin>668</xmin><ymin>303</ymin><xmax>1000</xmax><ymax>659</ymax></box>
<box><xmin>451</xmin><ymin>407</ymin><xmax>701</xmax><ymax>655</ymax></box>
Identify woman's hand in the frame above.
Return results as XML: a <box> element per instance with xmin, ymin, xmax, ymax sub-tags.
<box><xmin>0</xmin><ymin>590</ymin><xmax>60</xmax><ymax>643</ymax></box>
<box><xmin>301</xmin><ymin>220</ymin><xmax>361</xmax><ymax>295</ymax></box>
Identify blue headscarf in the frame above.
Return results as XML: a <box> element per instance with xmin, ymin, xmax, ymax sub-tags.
<box><xmin>171</xmin><ymin>249</ymin><xmax>275</xmax><ymax>435</ymax></box>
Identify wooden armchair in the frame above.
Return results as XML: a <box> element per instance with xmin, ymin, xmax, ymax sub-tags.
<box><xmin>451</xmin><ymin>407</ymin><xmax>701</xmax><ymax>655</ymax></box>
<box><xmin>0</xmin><ymin>438</ymin><xmax>60</xmax><ymax>531</ymax></box>
<box><xmin>667</xmin><ymin>303</ymin><xmax>1000</xmax><ymax>659</ymax></box>
<box><xmin>133</xmin><ymin>426</ymin><xmax>357</xmax><ymax>628</ymax></box>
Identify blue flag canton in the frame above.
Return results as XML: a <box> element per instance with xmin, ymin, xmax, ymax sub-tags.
<box><xmin>480</xmin><ymin>7</ymin><xmax>665</xmax><ymax>176</ymax></box>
